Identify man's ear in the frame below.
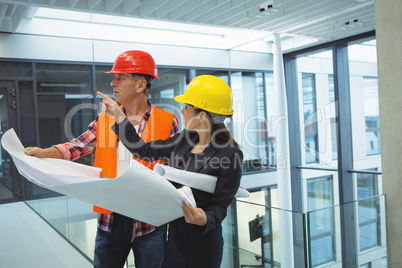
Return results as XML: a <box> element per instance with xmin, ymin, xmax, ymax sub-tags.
<box><xmin>136</xmin><ymin>77</ymin><xmax>147</xmax><ymax>93</ymax></box>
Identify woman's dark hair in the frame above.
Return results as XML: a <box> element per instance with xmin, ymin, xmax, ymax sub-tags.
<box><xmin>211</xmin><ymin>122</ymin><xmax>240</xmax><ymax>148</ymax></box>
<box><xmin>194</xmin><ymin>108</ymin><xmax>240</xmax><ymax>148</ymax></box>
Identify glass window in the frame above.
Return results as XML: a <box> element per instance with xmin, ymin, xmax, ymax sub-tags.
<box><xmin>0</xmin><ymin>61</ymin><xmax>32</xmax><ymax>78</ymax></box>
<box><xmin>348</xmin><ymin>39</ymin><xmax>381</xmax><ymax>166</ymax></box>
<box><xmin>0</xmin><ymin>84</ymin><xmax>14</xmax><ymax>200</ymax></box>
<box><xmin>307</xmin><ymin>176</ymin><xmax>334</xmax><ymax>209</ymax></box>
<box><xmin>265</xmin><ymin>72</ymin><xmax>276</xmax><ymax>168</ymax></box>
<box><xmin>307</xmin><ymin>176</ymin><xmax>335</xmax><ymax>266</ymax></box>
<box><xmin>19</xmin><ymin>80</ymin><xmax>42</xmax><ymax>205</ymax></box>
<box><xmin>348</xmin><ymin>40</ymin><xmax>382</xmax><ymax>253</ymax></box>
<box><xmin>358</xmin><ymin>196</ymin><xmax>381</xmax><ymax>251</ymax></box>
<box><xmin>196</xmin><ymin>70</ymin><xmax>229</xmax><ymax>83</ymax></box>
<box><xmin>19</xmin><ymin>81</ymin><xmax>36</xmax><ymax>146</ymax></box>
<box><xmin>95</xmin><ymin>65</ymin><xmax>114</xmax><ymax>95</ymax></box>
<box><xmin>328</xmin><ymin>74</ymin><xmax>337</xmax><ymax>160</ymax></box>
<box><xmin>382</xmin><ymin>257</ymin><xmax>388</xmax><ymax>267</ymax></box>
<box><xmin>231</xmin><ymin>72</ymin><xmax>270</xmax><ymax>172</ymax></box>
<box><xmin>36</xmin><ymin>63</ymin><xmax>95</xmax><ymax>149</ymax></box>
<box><xmin>296</xmin><ymin>49</ymin><xmax>335</xmax><ymax>166</ymax></box>
<box><xmin>95</xmin><ymin>65</ymin><xmax>114</xmax><ymax>114</ymax></box>
<box><xmin>33</xmin><ymin>63</ymin><xmax>96</xmax><ymax>238</ymax></box>
<box><xmin>363</xmin><ymin>77</ymin><xmax>380</xmax><ymax>156</ymax></box>
<box><xmin>302</xmin><ymin>73</ymin><xmax>319</xmax><ymax>164</ymax></box>
<box><xmin>150</xmin><ymin>68</ymin><xmax>189</xmax><ymax>130</ymax></box>
<box><xmin>235</xmin><ymin>188</ymin><xmax>280</xmax><ymax>267</ymax></box>
<box><xmin>356</xmin><ymin>170</ymin><xmax>381</xmax><ymax>252</ymax></box>
<box><xmin>357</xmin><ymin>171</ymin><xmax>379</xmax><ymax>199</ymax></box>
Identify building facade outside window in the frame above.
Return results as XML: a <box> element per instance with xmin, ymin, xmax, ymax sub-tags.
<box><xmin>231</xmin><ymin>72</ymin><xmax>270</xmax><ymax>172</ymax></box>
<box><xmin>265</xmin><ymin>72</ymin><xmax>276</xmax><ymax>167</ymax></box>
<box><xmin>348</xmin><ymin>39</ymin><xmax>381</xmax><ymax>169</ymax></box>
<box><xmin>288</xmin><ymin>35</ymin><xmax>384</xmax><ymax>267</ymax></box>
<box><xmin>328</xmin><ymin>74</ymin><xmax>337</xmax><ymax>161</ymax></box>
<box><xmin>301</xmin><ymin>73</ymin><xmax>319</xmax><ymax>164</ymax></box>
<box><xmin>363</xmin><ymin>76</ymin><xmax>380</xmax><ymax>156</ymax></box>
<box><xmin>296</xmin><ymin>49</ymin><xmax>335</xmax><ymax>167</ymax></box>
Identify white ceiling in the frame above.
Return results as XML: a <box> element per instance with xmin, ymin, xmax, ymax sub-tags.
<box><xmin>0</xmin><ymin>0</ymin><xmax>375</xmax><ymax>52</ymax></box>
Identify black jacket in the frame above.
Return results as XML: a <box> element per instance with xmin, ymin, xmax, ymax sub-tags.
<box><xmin>113</xmin><ymin>120</ymin><xmax>243</xmax><ymax>255</ymax></box>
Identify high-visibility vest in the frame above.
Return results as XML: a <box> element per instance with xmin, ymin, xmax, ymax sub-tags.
<box><xmin>93</xmin><ymin>106</ymin><xmax>175</xmax><ymax>214</ymax></box>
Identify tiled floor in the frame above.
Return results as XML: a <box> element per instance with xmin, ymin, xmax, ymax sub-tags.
<box><xmin>0</xmin><ymin>201</ymin><xmax>92</xmax><ymax>268</ymax></box>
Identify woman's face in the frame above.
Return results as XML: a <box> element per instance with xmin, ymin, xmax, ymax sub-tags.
<box><xmin>180</xmin><ymin>104</ymin><xmax>203</xmax><ymax>130</ymax></box>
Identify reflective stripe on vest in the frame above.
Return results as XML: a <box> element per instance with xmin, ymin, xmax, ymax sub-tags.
<box><xmin>93</xmin><ymin>106</ymin><xmax>175</xmax><ymax>214</ymax></box>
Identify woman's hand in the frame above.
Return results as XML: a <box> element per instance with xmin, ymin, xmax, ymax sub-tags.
<box><xmin>97</xmin><ymin>91</ymin><xmax>126</xmax><ymax>124</ymax></box>
<box><xmin>181</xmin><ymin>201</ymin><xmax>207</xmax><ymax>226</ymax></box>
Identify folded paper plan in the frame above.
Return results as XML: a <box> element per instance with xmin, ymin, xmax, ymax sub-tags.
<box><xmin>1</xmin><ymin>128</ymin><xmax>248</xmax><ymax>226</ymax></box>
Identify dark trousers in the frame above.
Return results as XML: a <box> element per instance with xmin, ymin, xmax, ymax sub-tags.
<box><xmin>162</xmin><ymin>234</ymin><xmax>222</xmax><ymax>268</ymax></box>
<box><xmin>162</xmin><ymin>249</ymin><xmax>223</xmax><ymax>268</ymax></box>
<box><xmin>94</xmin><ymin>213</ymin><xmax>165</xmax><ymax>268</ymax></box>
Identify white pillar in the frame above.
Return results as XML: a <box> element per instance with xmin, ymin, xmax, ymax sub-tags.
<box><xmin>374</xmin><ymin>0</ymin><xmax>402</xmax><ymax>266</ymax></box>
<box><xmin>273</xmin><ymin>33</ymin><xmax>294</xmax><ymax>268</ymax></box>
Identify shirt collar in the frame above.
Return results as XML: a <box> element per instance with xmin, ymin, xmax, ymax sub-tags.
<box><xmin>121</xmin><ymin>100</ymin><xmax>153</xmax><ymax>122</ymax></box>
<box><xmin>142</xmin><ymin>100</ymin><xmax>153</xmax><ymax>122</ymax></box>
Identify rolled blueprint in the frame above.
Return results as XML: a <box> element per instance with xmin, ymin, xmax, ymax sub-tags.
<box><xmin>153</xmin><ymin>163</ymin><xmax>250</xmax><ymax>198</ymax></box>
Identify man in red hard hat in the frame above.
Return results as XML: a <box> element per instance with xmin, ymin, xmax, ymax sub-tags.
<box><xmin>25</xmin><ymin>50</ymin><xmax>179</xmax><ymax>268</ymax></box>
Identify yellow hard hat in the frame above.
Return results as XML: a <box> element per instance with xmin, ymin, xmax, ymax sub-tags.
<box><xmin>174</xmin><ymin>75</ymin><xmax>234</xmax><ymax>116</ymax></box>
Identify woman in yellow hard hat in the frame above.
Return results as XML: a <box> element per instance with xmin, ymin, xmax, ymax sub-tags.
<box><xmin>97</xmin><ymin>74</ymin><xmax>243</xmax><ymax>268</ymax></box>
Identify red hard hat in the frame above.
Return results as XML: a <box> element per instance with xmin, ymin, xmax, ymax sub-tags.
<box><xmin>106</xmin><ymin>50</ymin><xmax>159</xmax><ymax>80</ymax></box>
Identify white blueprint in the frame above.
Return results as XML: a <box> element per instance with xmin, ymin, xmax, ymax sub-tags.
<box><xmin>2</xmin><ymin>129</ymin><xmax>187</xmax><ymax>226</ymax></box>
<box><xmin>1</xmin><ymin>128</ymin><xmax>249</xmax><ymax>226</ymax></box>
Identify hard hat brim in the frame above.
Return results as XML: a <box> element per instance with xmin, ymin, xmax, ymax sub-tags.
<box><xmin>105</xmin><ymin>70</ymin><xmax>159</xmax><ymax>80</ymax></box>
<box><xmin>174</xmin><ymin>94</ymin><xmax>234</xmax><ymax>116</ymax></box>
<box><xmin>174</xmin><ymin>95</ymin><xmax>186</xmax><ymax>104</ymax></box>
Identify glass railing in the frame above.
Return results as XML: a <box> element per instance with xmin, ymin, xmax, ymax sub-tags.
<box><xmin>24</xmin><ymin>180</ymin><xmax>97</xmax><ymax>262</ymax></box>
<box><xmin>306</xmin><ymin>195</ymin><xmax>387</xmax><ymax>267</ymax></box>
<box><xmin>223</xmin><ymin>200</ymin><xmax>307</xmax><ymax>268</ymax></box>
<box><xmin>24</xmin><ymin>181</ymin><xmax>388</xmax><ymax>268</ymax></box>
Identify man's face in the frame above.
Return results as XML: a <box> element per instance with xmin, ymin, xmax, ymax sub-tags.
<box><xmin>109</xmin><ymin>74</ymin><xmax>144</xmax><ymax>104</ymax></box>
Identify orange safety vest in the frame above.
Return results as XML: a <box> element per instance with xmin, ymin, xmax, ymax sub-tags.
<box><xmin>93</xmin><ymin>106</ymin><xmax>175</xmax><ymax>214</ymax></box>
